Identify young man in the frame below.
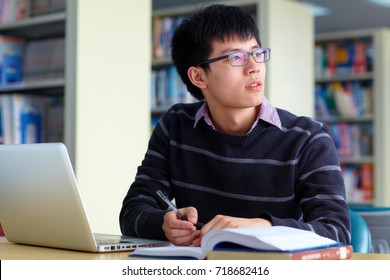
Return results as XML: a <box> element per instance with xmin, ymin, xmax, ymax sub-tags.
<box><xmin>120</xmin><ymin>4</ymin><xmax>351</xmax><ymax>247</ymax></box>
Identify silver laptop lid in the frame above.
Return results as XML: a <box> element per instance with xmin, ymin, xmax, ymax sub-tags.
<box><xmin>0</xmin><ymin>143</ymin><xmax>98</xmax><ymax>252</ymax></box>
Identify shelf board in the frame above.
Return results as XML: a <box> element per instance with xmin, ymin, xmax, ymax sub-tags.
<box><xmin>317</xmin><ymin>115</ymin><xmax>374</xmax><ymax>123</ymax></box>
<box><xmin>153</xmin><ymin>0</ymin><xmax>257</xmax><ymax>17</ymax></box>
<box><xmin>151</xmin><ymin>106</ymin><xmax>171</xmax><ymax>115</ymax></box>
<box><xmin>152</xmin><ymin>58</ymin><xmax>173</xmax><ymax>68</ymax></box>
<box><xmin>315</xmin><ymin>72</ymin><xmax>373</xmax><ymax>83</ymax></box>
<box><xmin>340</xmin><ymin>156</ymin><xmax>374</xmax><ymax>164</ymax></box>
<box><xmin>0</xmin><ymin>78</ymin><xmax>64</xmax><ymax>94</ymax></box>
<box><xmin>0</xmin><ymin>12</ymin><xmax>66</xmax><ymax>39</ymax></box>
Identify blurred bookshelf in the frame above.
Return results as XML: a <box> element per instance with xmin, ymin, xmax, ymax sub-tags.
<box><xmin>0</xmin><ymin>0</ymin><xmax>66</xmax><ymax>145</ymax></box>
<box><xmin>315</xmin><ymin>28</ymin><xmax>390</xmax><ymax>206</ymax></box>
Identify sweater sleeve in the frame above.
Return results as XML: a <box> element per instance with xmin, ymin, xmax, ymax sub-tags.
<box><xmin>261</xmin><ymin>125</ymin><xmax>351</xmax><ymax>245</ymax></box>
<box><xmin>119</xmin><ymin>115</ymin><xmax>172</xmax><ymax>240</ymax></box>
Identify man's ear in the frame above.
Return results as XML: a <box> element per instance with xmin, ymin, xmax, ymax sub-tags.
<box><xmin>187</xmin><ymin>66</ymin><xmax>207</xmax><ymax>89</ymax></box>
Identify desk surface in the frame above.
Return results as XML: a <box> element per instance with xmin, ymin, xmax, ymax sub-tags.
<box><xmin>0</xmin><ymin>237</ymin><xmax>131</xmax><ymax>260</ymax></box>
<box><xmin>1</xmin><ymin>237</ymin><xmax>390</xmax><ymax>260</ymax></box>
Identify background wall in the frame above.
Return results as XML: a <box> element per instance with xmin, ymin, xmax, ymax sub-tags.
<box><xmin>71</xmin><ymin>0</ymin><xmax>151</xmax><ymax>234</ymax></box>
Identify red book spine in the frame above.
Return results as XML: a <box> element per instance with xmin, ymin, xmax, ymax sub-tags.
<box><xmin>353</xmin><ymin>42</ymin><xmax>367</xmax><ymax>75</ymax></box>
<box><xmin>290</xmin><ymin>245</ymin><xmax>353</xmax><ymax>260</ymax></box>
<box><xmin>326</xmin><ymin>43</ymin><xmax>337</xmax><ymax>77</ymax></box>
<box><xmin>361</xmin><ymin>163</ymin><xmax>374</xmax><ymax>201</ymax></box>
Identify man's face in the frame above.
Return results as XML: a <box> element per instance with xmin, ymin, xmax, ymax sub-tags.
<box><xmin>201</xmin><ymin>36</ymin><xmax>267</xmax><ymax>112</ymax></box>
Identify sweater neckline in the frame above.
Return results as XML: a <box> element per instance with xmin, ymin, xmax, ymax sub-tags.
<box><xmin>200</xmin><ymin>120</ymin><xmax>270</xmax><ymax>145</ymax></box>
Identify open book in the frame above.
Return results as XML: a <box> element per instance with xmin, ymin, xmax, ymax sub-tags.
<box><xmin>130</xmin><ymin>226</ymin><xmax>341</xmax><ymax>260</ymax></box>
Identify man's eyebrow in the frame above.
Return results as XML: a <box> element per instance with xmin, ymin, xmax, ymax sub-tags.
<box><xmin>220</xmin><ymin>45</ymin><xmax>261</xmax><ymax>54</ymax></box>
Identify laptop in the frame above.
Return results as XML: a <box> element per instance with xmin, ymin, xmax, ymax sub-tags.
<box><xmin>0</xmin><ymin>142</ymin><xmax>170</xmax><ymax>252</ymax></box>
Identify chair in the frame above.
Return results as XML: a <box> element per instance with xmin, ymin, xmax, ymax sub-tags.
<box><xmin>350</xmin><ymin>206</ymin><xmax>390</xmax><ymax>253</ymax></box>
<box><xmin>350</xmin><ymin>209</ymin><xmax>371</xmax><ymax>253</ymax></box>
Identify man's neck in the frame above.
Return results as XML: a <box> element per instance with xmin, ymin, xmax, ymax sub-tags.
<box><xmin>208</xmin><ymin>105</ymin><xmax>260</xmax><ymax>136</ymax></box>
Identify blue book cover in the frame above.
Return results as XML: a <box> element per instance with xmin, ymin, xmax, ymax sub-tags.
<box><xmin>0</xmin><ymin>35</ymin><xmax>23</xmax><ymax>85</ymax></box>
<box><xmin>2</xmin><ymin>52</ymin><xmax>22</xmax><ymax>84</ymax></box>
<box><xmin>21</xmin><ymin>107</ymin><xmax>42</xmax><ymax>144</ymax></box>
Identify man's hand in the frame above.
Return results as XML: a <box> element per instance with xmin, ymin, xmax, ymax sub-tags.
<box><xmin>192</xmin><ymin>215</ymin><xmax>272</xmax><ymax>247</ymax></box>
<box><xmin>162</xmin><ymin>206</ymin><xmax>201</xmax><ymax>246</ymax></box>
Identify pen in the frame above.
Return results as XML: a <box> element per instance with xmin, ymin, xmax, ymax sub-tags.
<box><xmin>156</xmin><ymin>189</ymin><xmax>204</xmax><ymax>229</ymax></box>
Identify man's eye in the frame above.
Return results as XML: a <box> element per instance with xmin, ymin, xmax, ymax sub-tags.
<box><xmin>231</xmin><ymin>54</ymin><xmax>241</xmax><ymax>61</ymax></box>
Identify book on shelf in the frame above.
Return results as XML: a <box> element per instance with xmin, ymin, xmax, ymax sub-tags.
<box><xmin>337</xmin><ymin>122</ymin><xmax>353</xmax><ymax>158</ymax></box>
<box><xmin>325</xmin><ymin>43</ymin><xmax>337</xmax><ymax>77</ymax></box>
<box><xmin>332</xmin><ymin>82</ymin><xmax>359</xmax><ymax>118</ymax></box>
<box><xmin>0</xmin><ymin>0</ymin><xmax>29</xmax><ymax>24</ymax></box>
<box><xmin>152</xmin><ymin>15</ymin><xmax>187</xmax><ymax>60</ymax></box>
<box><xmin>343</xmin><ymin>164</ymin><xmax>360</xmax><ymax>203</ymax></box>
<box><xmin>314</xmin><ymin>84</ymin><xmax>339</xmax><ymax>118</ymax></box>
<box><xmin>314</xmin><ymin>45</ymin><xmax>326</xmax><ymax>78</ymax></box>
<box><xmin>359</xmin><ymin>123</ymin><xmax>373</xmax><ymax>156</ymax></box>
<box><xmin>0</xmin><ymin>93</ymin><xmax>46</xmax><ymax>144</ymax></box>
<box><xmin>353</xmin><ymin>41</ymin><xmax>369</xmax><ymax>75</ymax></box>
<box><xmin>0</xmin><ymin>35</ymin><xmax>23</xmax><ymax>85</ymax></box>
<box><xmin>45</xmin><ymin>97</ymin><xmax>64</xmax><ymax>142</ymax></box>
<box><xmin>0</xmin><ymin>102</ymin><xmax>3</xmax><ymax>144</ymax></box>
<box><xmin>327</xmin><ymin>122</ymin><xmax>373</xmax><ymax>159</ymax></box>
<box><xmin>0</xmin><ymin>94</ymin><xmax>64</xmax><ymax>144</ymax></box>
<box><xmin>361</xmin><ymin>163</ymin><xmax>374</xmax><ymax>201</ymax></box>
<box><xmin>152</xmin><ymin>16</ymin><xmax>164</xmax><ymax>60</ymax></box>
<box><xmin>152</xmin><ymin>15</ymin><xmax>175</xmax><ymax>60</ymax></box>
<box><xmin>208</xmin><ymin>244</ymin><xmax>353</xmax><ymax>260</ymax></box>
<box><xmin>30</xmin><ymin>0</ymin><xmax>66</xmax><ymax>16</ymax></box>
<box><xmin>315</xmin><ymin>39</ymin><xmax>372</xmax><ymax>79</ymax></box>
<box><xmin>315</xmin><ymin>82</ymin><xmax>373</xmax><ymax>119</ymax></box>
<box><xmin>342</xmin><ymin>163</ymin><xmax>374</xmax><ymax>204</ymax></box>
<box><xmin>151</xmin><ymin>65</ymin><xmax>196</xmax><ymax>110</ymax></box>
<box><xmin>23</xmin><ymin>37</ymin><xmax>65</xmax><ymax>81</ymax></box>
<box><xmin>130</xmin><ymin>226</ymin><xmax>341</xmax><ymax>260</ymax></box>
<box><xmin>335</xmin><ymin>42</ymin><xmax>354</xmax><ymax>76</ymax></box>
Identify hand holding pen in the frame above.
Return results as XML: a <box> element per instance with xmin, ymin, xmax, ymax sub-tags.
<box><xmin>156</xmin><ymin>190</ymin><xmax>204</xmax><ymax>230</ymax></box>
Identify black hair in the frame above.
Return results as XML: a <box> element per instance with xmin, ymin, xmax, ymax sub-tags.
<box><xmin>171</xmin><ymin>4</ymin><xmax>261</xmax><ymax>100</ymax></box>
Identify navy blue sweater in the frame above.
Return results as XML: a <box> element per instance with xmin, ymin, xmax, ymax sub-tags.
<box><xmin>120</xmin><ymin>101</ymin><xmax>351</xmax><ymax>244</ymax></box>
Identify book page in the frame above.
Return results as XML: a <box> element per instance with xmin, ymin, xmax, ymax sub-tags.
<box><xmin>131</xmin><ymin>245</ymin><xmax>206</xmax><ymax>260</ymax></box>
<box><xmin>203</xmin><ymin>226</ymin><xmax>338</xmax><ymax>252</ymax></box>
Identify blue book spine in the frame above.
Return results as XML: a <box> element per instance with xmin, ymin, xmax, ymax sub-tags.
<box><xmin>21</xmin><ymin>107</ymin><xmax>42</xmax><ymax>143</ymax></box>
<box><xmin>2</xmin><ymin>53</ymin><xmax>22</xmax><ymax>84</ymax></box>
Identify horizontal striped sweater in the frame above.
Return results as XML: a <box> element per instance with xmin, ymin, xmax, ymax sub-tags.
<box><xmin>120</xmin><ymin>101</ymin><xmax>351</xmax><ymax>244</ymax></box>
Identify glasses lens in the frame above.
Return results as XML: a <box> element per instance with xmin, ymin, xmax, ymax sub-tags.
<box><xmin>253</xmin><ymin>48</ymin><xmax>270</xmax><ymax>63</ymax></box>
<box><xmin>229</xmin><ymin>51</ymin><xmax>248</xmax><ymax>66</ymax></box>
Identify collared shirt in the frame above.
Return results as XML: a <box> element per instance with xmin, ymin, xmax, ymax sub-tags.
<box><xmin>193</xmin><ymin>97</ymin><xmax>282</xmax><ymax>133</ymax></box>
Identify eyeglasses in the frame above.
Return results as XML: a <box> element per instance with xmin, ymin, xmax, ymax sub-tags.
<box><xmin>197</xmin><ymin>48</ymin><xmax>271</xmax><ymax>67</ymax></box>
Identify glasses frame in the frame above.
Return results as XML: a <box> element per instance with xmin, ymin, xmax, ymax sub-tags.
<box><xmin>197</xmin><ymin>47</ymin><xmax>271</xmax><ymax>67</ymax></box>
